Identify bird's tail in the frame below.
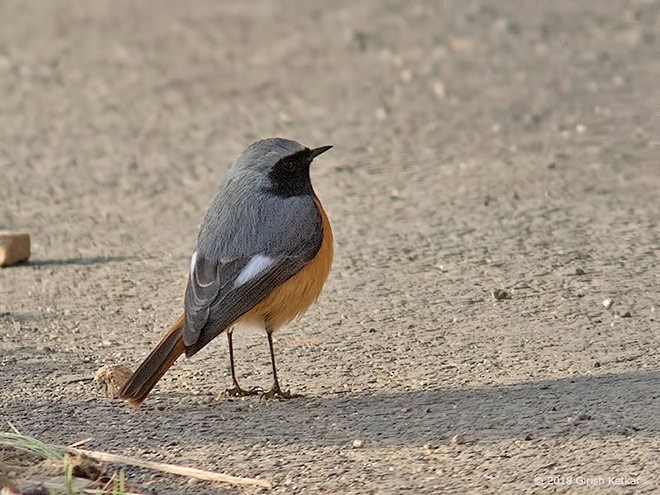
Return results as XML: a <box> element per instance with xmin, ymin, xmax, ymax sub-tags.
<box><xmin>119</xmin><ymin>314</ymin><xmax>186</xmax><ymax>407</ymax></box>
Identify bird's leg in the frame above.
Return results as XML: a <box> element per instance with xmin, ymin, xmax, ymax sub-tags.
<box><xmin>261</xmin><ymin>330</ymin><xmax>299</xmax><ymax>400</ymax></box>
<box><xmin>224</xmin><ymin>330</ymin><xmax>261</xmax><ymax>397</ymax></box>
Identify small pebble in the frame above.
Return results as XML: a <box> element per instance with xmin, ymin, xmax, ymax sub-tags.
<box><xmin>492</xmin><ymin>289</ymin><xmax>511</xmax><ymax>301</ymax></box>
<box><xmin>621</xmin><ymin>311</ymin><xmax>632</xmax><ymax>318</ymax></box>
<box><xmin>352</xmin><ymin>439</ymin><xmax>365</xmax><ymax>449</ymax></box>
<box><xmin>524</xmin><ymin>434</ymin><xmax>533</xmax><ymax>441</ymax></box>
<box><xmin>422</xmin><ymin>444</ymin><xmax>435</xmax><ymax>455</ymax></box>
<box><xmin>602</xmin><ymin>298</ymin><xmax>613</xmax><ymax>309</ymax></box>
<box><xmin>575</xmin><ymin>267</ymin><xmax>586</xmax><ymax>275</ymax></box>
<box><xmin>450</xmin><ymin>434</ymin><xmax>465</xmax><ymax>445</ymax></box>
<box><xmin>433</xmin><ymin>81</ymin><xmax>446</xmax><ymax>98</ymax></box>
<box><xmin>375</xmin><ymin>107</ymin><xmax>388</xmax><ymax>120</ymax></box>
<box><xmin>18</xmin><ymin>485</ymin><xmax>49</xmax><ymax>495</ymax></box>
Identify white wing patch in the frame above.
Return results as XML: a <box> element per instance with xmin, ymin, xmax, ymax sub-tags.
<box><xmin>234</xmin><ymin>254</ymin><xmax>273</xmax><ymax>287</ymax></box>
<box><xmin>190</xmin><ymin>251</ymin><xmax>198</xmax><ymax>276</ymax></box>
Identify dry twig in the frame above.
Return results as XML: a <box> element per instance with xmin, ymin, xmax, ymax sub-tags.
<box><xmin>65</xmin><ymin>447</ymin><xmax>271</xmax><ymax>488</ymax></box>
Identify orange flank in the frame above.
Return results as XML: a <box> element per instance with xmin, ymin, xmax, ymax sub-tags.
<box><xmin>247</xmin><ymin>196</ymin><xmax>333</xmax><ymax>330</ymax></box>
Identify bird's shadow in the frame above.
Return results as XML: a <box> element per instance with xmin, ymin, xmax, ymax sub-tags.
<box><xmin>6</xmin><ymin>256</ymin><xmax>134</xmax><ymax>268</ymax></box>
<box><xmin>5</xmin><ymin>367</ymin><xmax>658</xmax><ymax>451</ymax></box>
<box><xmin>143</xmin><ymin>370</ymin><xmax>660</xmax><ymax>447</ymax></box>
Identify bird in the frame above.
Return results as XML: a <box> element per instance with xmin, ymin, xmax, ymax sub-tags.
<box><xmin>119</xmin><ymin>138</ymin><xmax>333</xmax><ymax>406</ymax></box>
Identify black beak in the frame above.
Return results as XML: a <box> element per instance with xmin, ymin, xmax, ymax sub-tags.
<box><xmin>310</xmin><ymin>145</ymin><xmax>333</xmax><ymax>159</ymax></box>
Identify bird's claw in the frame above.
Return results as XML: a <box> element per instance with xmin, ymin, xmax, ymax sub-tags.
<box><xmin>223</xmin><ymin>385</ymin><xmax>263</xmax><ymax>398</ymax></box>
<box><xmin>260</xmin><ymin>385</ymin><xmax>300</xmax><ymax>401</ymax></box>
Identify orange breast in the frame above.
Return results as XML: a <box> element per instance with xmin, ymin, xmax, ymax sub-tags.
<box><xmin>249</xmin><ymin>196</ymin><xmax>333</xmax><ymax>330</ymax></box>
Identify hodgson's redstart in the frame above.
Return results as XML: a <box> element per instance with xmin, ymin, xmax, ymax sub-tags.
<box><xmin>119</xmin><ymin>138</ymin><xmax>333</xmax><ymax>406</ymax></box>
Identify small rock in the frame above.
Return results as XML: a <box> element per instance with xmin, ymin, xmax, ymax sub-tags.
<box><xmin>449</xmin><ymin>38</ymin><xmax>476</xmax><ymax>53</ymax></box>
<box><xmin>575</xmin><ymin>267</ymin><xmax>586</xmax><ymax>275</ymax></box>
<box><xmin>524</xmin><ymin>434</ymin><xmax>533</xmax><ymax>441</ymax></box>
<box><xmin>18</xmin><ymin>485</ymin><xmax>49</xmax><ymax>495</ymax></box>
<box><xmin>94</xmin><ymin>364</ymin><xmax>133</xmax><ymax>399</ymax></box>
<box><xmin>352</xmin><ymin>31</ymin><xmax>368</xmax><ymax>51</ymax></box>
<box><xmin>602</xmin><ymin>298</ymin><xmax>614</xmax><ymax>309</ymax></box>
<box><xmin>621</xmin><ymin>311</ymin><xmax>631</xmax><ymax>318</ymax></box>
<box><xmin>0</xmin><ymin>231</ymin><xmax>31</xmax><ymax>266</ymax></box>
<box><xmin>450</xmin><ymin>434</ymin><xmax>465</xmax><ymax>445</ymax></box>
<box><xmin>433</xmin><ymin>81</ymin><xmax>446</xmax><ymax>98</ymax></box>
<box><xmin>352</xmin><ymin>439</ymin><xmax>365</xmax><ymax>449</ymax></box>
<box><xmin>594</xmin><ymin>361</ymin><xmax>601</xmax><ymax>368</ymax></box>
<box><xmin>492</xmin><ymin>289</ymin><xmax>511</xmax><ymax>301</ymax></box>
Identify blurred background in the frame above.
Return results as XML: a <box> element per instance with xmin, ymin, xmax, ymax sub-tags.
<box><xmin>1</xmin><ymin>1</ymin><xmax>659</xmax><ymax>494</ymax></box>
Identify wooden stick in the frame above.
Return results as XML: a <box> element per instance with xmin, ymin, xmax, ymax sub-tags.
<box><xmin>68</xmin><ymin>437</ymin><xmax>93</xmax><ymax>448</ymax></box>
<box><xmin>66</xmin><ymin>447</ymin><xmax>271</xmax><ymax>489</ymax></box>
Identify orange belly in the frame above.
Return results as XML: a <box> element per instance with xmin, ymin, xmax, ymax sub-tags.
<box><xmin>248</xmin><ymin>197</ymin><xmax>333</xmax><ymax>330</ymax></box>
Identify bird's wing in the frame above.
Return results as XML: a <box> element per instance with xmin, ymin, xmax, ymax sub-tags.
<box><xmin>182</xmin><ymin>221</ymin><xmax>322</xmax><ymax>356</ymax></box>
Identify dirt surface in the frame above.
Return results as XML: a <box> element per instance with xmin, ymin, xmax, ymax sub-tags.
<box><xmin>1</xmin><ymin>1</ymin><xmax>659</xmax><ymax>494</ymax></box>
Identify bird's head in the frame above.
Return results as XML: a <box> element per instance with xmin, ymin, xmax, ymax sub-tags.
<box><xmin>231</xmin><ymin>138</ymin><xmax>332</xmax><ymax>198</ymax></box>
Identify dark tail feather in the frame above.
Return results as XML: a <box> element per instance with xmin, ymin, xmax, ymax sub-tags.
<box><xmin>119</xmin><ymin>314</ymin><xmax>186</xmax><ymax>407</ymax></box>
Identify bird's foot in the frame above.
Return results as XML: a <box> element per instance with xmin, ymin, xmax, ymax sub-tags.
<box><xmin>223</xmin><ymin>384</ymin><xmax>263</xmax><ymax>398</ymax></box>
<box><xmin>260</xmin><ymin>383</ymin><xmax>300</xmax><ymax>400</ymax></box>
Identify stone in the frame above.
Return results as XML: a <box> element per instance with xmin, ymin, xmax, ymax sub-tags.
<box><xmin>0</xmin><ymin>232</ymin><xmax>30</xmax><ymax>266</ymax></box>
